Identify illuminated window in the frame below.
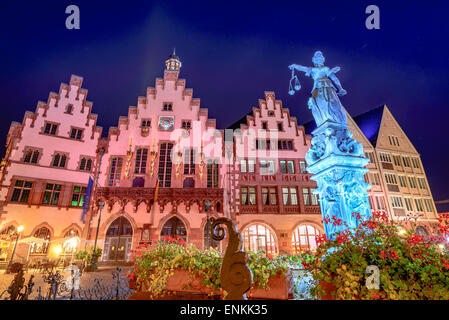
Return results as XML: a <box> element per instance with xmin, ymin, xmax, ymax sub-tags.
<box><xmin>379</xmin><ymin>153</ymin><xmax>391</xmax><ymax>163</ymax></box>
<box><xmin>262</xmin><ymin>187</ymin><xmax>277</xmax><ymax>205</ymax></box>
<box><xmin>391</xmin><ymin>196</ymin><xmax>404</xmax><ymax>208</ymax></box>
<box><xmin>417</xmin><ymin>178</ymin><xmax>427</xmax><ymax>190</ymax></box>
<box><xmin>207</xmin><ymin>160</ymin><xmax>219</xmax><ymax>188</ymax></box>
<box><xmin>241</xmin><ymin>186</ymin><xmax>256</xmax><ymax>205</ymax></box>
<box><xmin>71</xmin><ymin>186</ymin><xmax>86</xmax><ymax>207</ymax></box>
<box><xmin>282</xmin><ymin>187</ymin><xmax>298</xmax><ymax>205</ymax></box>
<box><xmin>302</xmin><ymin>188</ymin><xmax>310</xmax><ymax>205</ymax></box>
<box><xmin>414</xmin><ymin>199</ymin><xmax>424</xmax><ymax>212</ymax></box>
<box><xmin>408</xmin><ymin>176</ymin><xmax>417</xmax><ymax>189</ymax></box>
<box><xmin>424</xmin><ymin>199</ymin><xmax>434</xmax><ymax>213</ymax></box>
<box><xmin>404</xmin><ymin>198</ymin><xmax>413</xmax><ymax>211</ymax></box>
<box><xmin>292</xmin><ymin>225</ymin><xmax>320</xmax><ymax>252</ymax></box>
<box><xmin>242</xmin><ymin>224</ymin><xmax>277</xmax><ymax>255</ymax></box>
<box><xmin>299</xmin><ymin>161</ymin><xmax>307</xmax><ymax>174</ymax></box>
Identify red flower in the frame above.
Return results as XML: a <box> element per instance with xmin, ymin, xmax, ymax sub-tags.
<box><xmin>301</xmin><ymin>261</ymin><xmax>311</xmax><ymax>269</ymax></box>
<box><xmin>442</xmin><ymin>259</ymin><xmax>449</xmax><ymax>269</ymax></box>
<box><xmin>351</xmin><ymin>212</ymin><xmax>362</xmax><ymax>221</ymax></box>
<box><xmin>336</xmin><ymin>233</ymin><xmax>349</xmax><ymax>244</ymax></box>
<box><xmin>315</xmin><ymin>234</ymin><xmax>328</xmax><ymax>246</ymax></box>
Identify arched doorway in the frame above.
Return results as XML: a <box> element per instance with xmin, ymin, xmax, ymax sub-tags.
<box><xmin>104</xmin><ymin>216</ymin><xmax>133</xmax><ymax>262</ymax></box>
<box><xmin>161</xmin><ymin>217</ymin><xmax>187</xmax><ymax>241</ymax></box>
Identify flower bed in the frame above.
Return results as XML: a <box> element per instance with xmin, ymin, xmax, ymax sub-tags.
<box><xmin>303</xmin><ymin>211</ymin><xmax>449</xmax><ymax>300</ymax></box>
<box><xmin>128</xmin><ymin>236</ymin><xmax>304</xmax><ymax>300</ymax></box>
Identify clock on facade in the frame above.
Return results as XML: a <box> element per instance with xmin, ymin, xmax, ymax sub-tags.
<box><xmin>158</xmin><ymin>116</ymin><xmax>175</xmax><ymax>130</ymax></box>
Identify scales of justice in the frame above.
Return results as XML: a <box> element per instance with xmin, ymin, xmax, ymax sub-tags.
<box><xmin>288</xmin><ymin>51</ymin><xmax>372</xmax><ymax>239</ymax></box>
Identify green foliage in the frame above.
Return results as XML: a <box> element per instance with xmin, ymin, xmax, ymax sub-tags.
<box><xmin>130</xmin><ymin>238</ymin><xmax>312</xmax><ymax>298</ymax></box>
<box><xmin>75</xmin><ymin>246</ymin><xmax>102</xmax><ymax>264</ymax></box>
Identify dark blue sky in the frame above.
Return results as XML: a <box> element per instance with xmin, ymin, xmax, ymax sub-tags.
<box><xmin>1</xmin><ymin>1</ymin><xmax>448</xmax><ymax>210</ymax></box>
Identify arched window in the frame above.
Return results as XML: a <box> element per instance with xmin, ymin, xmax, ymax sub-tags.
<box><xmin>0</xmin><ymin>225</ymin><xmax>15</xmax><ymax>236</ymax></box>
<box><xmin>64</xmin><ymin>228</ymin><xmax>79</xmax><ymax>238</ymax></box>
<box><xmin>106</xmin><ymin>217</ymin><xmax>133</xmax><ymax>237</ymax></box>
<box><xmin>242</xmin><ymin>224</ymin><xmax>277</xmax><ymax>255</ymax></box>
<box><xmin>30</xmin><ymin>227</ymin><xmax>51</xmax><ymax>254</ymax></box>
<box><xmin>292</xmin><ymin>225</ymin><xmax>320</xmax><ymax>253</ymax></box>
<box><xmin>161</xmin><ymin>217</ymin><xmax>187</xmax><ymax>241</ymax></box>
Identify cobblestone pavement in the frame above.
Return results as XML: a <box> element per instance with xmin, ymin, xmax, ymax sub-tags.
<box><xmin>0</xmin><ymin>266</ymin><xmax>132</xmax><ymax>299</ymax></box>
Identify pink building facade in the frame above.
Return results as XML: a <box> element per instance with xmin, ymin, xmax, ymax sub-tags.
<box><xmin>0</xmin><ymin>54</ymin><xmax>438</xmax><ymax>264</ymax></box>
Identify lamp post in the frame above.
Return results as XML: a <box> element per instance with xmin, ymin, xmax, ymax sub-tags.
<box><xmin>6</xmin><ymin>225</ymin><xmax>23</xmax><ymax>274</ymax></box>
<box><xmin>204</xmin><ymin>201</ymin><xmax>212</xmax><ymax>249</ymax></box>
<box><xmin>90</xmin><ymin>201</ymin><xmax>105</xmax><ymax>272</ymax></box>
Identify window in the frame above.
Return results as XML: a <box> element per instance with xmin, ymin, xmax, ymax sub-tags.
<box><xmin>79</xmin><ymin>157</ymin><xmax>93</xmax><ymax>171</ymax></box>
<box><xmin>141</xmin><ymin>119</ymin><xmax>151</xmax><ymax>127</ymax></box>
<box><xmin>260</xmin><ymin>160</ymin><xmax>275</xmax><ymax>174</ymax></box>
<box><xmin>134</xmin><ymin>148</ymin><xmax>148</xmax><ymax>174</ymax></box>
<box><xmin>268</xmin><ymin>111</ymin><xmax>275</xmax><ymax>116</ymax></box>
<box><xmin>277</xmin><ymin>122</ymin><xmax>283</xmax><ymax>131</ymax></box>
<box><xmin>398</xmin><ymin>175</ymin><xmax>407</xmax><ymax>188</ymax></box>
<box><xmin>279</xmin><ymin>160</ymin><xmax>295</xmax><ymax>174</ymax></box>
<box><xmin>70</xmin><ymin>128</ymin><xmax>83</xmax><ymax>140</ymax></box>
<box><xmin>44</xmin><ymin>122</ymin><xmax>58</xmax><ymax>135</ymax></box>
<box><xmin>181</xmin><ymin>121</ymin><xmax>191</xmax><ymax>129</ymax></box>
<box><xmin>385</xmin><ymin>173</ymin><xmax>398</xmax><ymax>185</ymax></box>
<box><xmin>282</xmin><ymin>187</ymin><xmax>298</xmax><ymax>205</ymax></box>
<box><xmin>402</xmin><ymin>156</ymin><xmax>411</xmax><ymax>168</ymax></box>
<box><xmin>256</xmin><ymin>139</ymin><xmax>272</xmax><ymax>150</ymax></box>
<box><xmin>158</xmin><ymin>143</ymin><xmax>173</xmax><ymax>187</ymax></box>
<box><xmin>262</xmin><ymin>187</ymin><xmax>277</xmax><ymax>205</ymax></box>
<box><xmin>417</xmin><ymin>178</ymin><xmax>427</xmax><ymax>190</ymax></box>
<box><xmin>370</xmin><ymin>173</ymin><xmax>380</xmax><ymax>186</ymax></box>
<box><xmin>65</xmin><ymin>104</ymin><xmax>73</xmax><ymax>114</ymax></box>
<box><xmin>393</xmin><ymin>155</ymin><xmax>402</xmax><ymax>166</ymax></box>
<box><xmin>262</xmin><ymin>122</ymin><xmax>267</xmax><ymax>130</ymax></box>
<box><xmin>162</xmin><ymin>103</ymin><xmax>173</xmax><ymax>111</ymax></box>
<box><xmin>424</xmin><ymin>199</ymin><xmax>434</xmax><ymax>213</ymax></box>
<box><xmin>207</xmin><ymin>160</ymin><xmax>219</xmax><ymax>188</ymax></box>
<box><xmin>240</xmin><ymin>159</ymin><xmax>247</xmax><ymax>173</ymax></box>
<box><xmin>365</xmin><ymin>152</ymin><xmax>374</xmax><ymax>163</ymax></box>
<box><xmin>311</xmin><ymin>188</ymin><xmax>319</xmax><ymax>205</ymax></box>
<box><xmin>42</xmin><ymin>184</ymin><xmax>62</xmax><ymax>206</ymax></box>
<box><xmin>108</xmin><ymin>157</ymin><xmax>123</xmax><ymax>186</ymax></box>
<box><xmin>52</xmin><ymin>153</ymin><xmax>67</xmax><ymax>168</ymax></box>
<box><xmin>379</xmin><ymin>153</ymin><xmax>392</xmax><ymax>163</ymax></box>
<box><xmin>277</xmin><ymin>140</ymin><xmax>293</xmax><ymax>150</ymax></box>
<box><xmin>10</xmin><ymin>180</ymin><xmax>32</xmax><ymax>203</ymax></box>
<box><xmin>375</xmin><ymin>196</ymin><xmax>386</xmax><ymax>211</ymax></box>
<box><xmin>71</xmin><ymin>186</ymin><xmax>86</xmax><ymax>207</ymax></box>
<box><xmin>391</xmin><ymin>196</ymin><xmax>404</xmax><ymax>208</ymax></box>
<box><xmin>415</xmin><ymin>199</ymin><xmax>424</xmax><ymax>212</ymax></box>
<box><xmin>292</xmin><ymin>225</ymin><xmax>320</xmax><ymax>252</ymax></box>
<box><xmin>280</xmin><ymin>161</ymin><xmax>287</xmax><ymax>174</ymax></box>
<box><xmin>248</xmin><ymin>160</ymin><xmax>255</xmax><ymax>173</ymax></box>
<box><xmin>408</xmin><ymin>176</ymin><xmax>417</xmax><ymax>189</ymax></box>
<box><xmin>404</xmin><ymin>198</ymin><xmax>413</xmax><ymax>211</ymax></box>
<box><xmin>184</xmin><ymin>148</ymin><xmax>195</xmax><ymax>174</ymax></box>
<box><xmin>241</xmin><ymin>187</ymin><xmax>256</xmax><ymax>205</ymax></box>
<box><xmin>299</xmin><ymin>161</ymin><xmax>307</xmax><ymax>174</ymax></box>
<box><xmin>303</xmin><ymin>188</ymin><xmax>311</xmax><ymax>205</ymax></box>
<box><xmin>30</xmin><ymin>227</ymin><xmax>50</xmax><ymax>254</ymax></box>
<box><xmin>412</xmin><ymin>158</ymin><xmax>420</xmax><ymax>169</ymax></box>
<box><xmin>23</xmin><ymin>149</ymin><xmax>40</xmax><ymax>164</ymax></box>
<box><xmin>388</xmin><ymin>135</ymin><xmax>400</xmax><ymax>146</ymax></box>
<box><xmin>242</xmin><ymin>224</ymin><xmax>277</xmax><ymax>255</ymax></box>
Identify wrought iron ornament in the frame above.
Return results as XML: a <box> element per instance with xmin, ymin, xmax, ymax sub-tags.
<box><xmin>211</xmin><ymin>217</ymin><xmax>253</xmax><ymax>300</ymax></box>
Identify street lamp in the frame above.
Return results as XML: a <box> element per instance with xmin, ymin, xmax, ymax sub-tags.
<box><xmin>5</xmin><ymin>225</ymin><xmax>24</xmax><ymax>274</ymax></box>
<box><xmin>90</xmin><ymin>201</ymin><xmax>105</xmax><ymax>272</ymax></box>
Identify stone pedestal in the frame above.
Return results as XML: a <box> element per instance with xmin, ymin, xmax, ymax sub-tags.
<box><xmin>306</xmin><ymin>121</ymin><xmax>371</xmax><ymax>239</ymax></box>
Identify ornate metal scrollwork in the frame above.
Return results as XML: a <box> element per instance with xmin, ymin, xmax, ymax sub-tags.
<box><xmin>211</xmin><ymin>217</ymin><xmax>253</xmax><ymax>300</ymax></box>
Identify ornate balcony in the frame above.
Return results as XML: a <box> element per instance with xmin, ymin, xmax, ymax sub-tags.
<box><xmin>95</xmin><ymin>187</ymin><xmax>223</xmax><ymax>214</ymax></box>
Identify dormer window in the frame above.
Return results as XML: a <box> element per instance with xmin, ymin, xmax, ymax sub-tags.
<box><xmin>65</xmin><ymin>104</ymin><xmax>73</xmax><ymax>114</ymax></box>
<box><xmin>182</xmin><ymin>121</ymin><xmax>191</xmax><ymax>129</ymax></box>
<box><xmin>163</xmin><ymin>103</ymin><xmax>173</xmax><ymax>111</ymax></box>
<box><xmin>277</xmin><ymin>122</ymin><xmax>283</xmax><ymax>131</ymax></box>
<box><xmin>141</xmin><ymin>119</ymin><xmax>151</xmax><ymax>127</ymax></box>
<box><xmin>44</xmin><ymin>122</ymin><xmax>58</xmax><ymax>135</ymax></box>
<box><xmin>262</xmin><ymin>122</ymin><xmax>268</xmax><ymax>130</ymax></box>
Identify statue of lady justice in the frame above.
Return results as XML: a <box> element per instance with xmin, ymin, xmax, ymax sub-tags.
<box><xmin>288</xmin><ymin>51</ymin><xmax>348</xmax><ymax>127</ymax></box>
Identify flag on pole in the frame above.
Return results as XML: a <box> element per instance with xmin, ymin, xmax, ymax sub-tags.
<box><xmin>150</xmin><ymin>178</ymin><xmax>159</xmax><ymax>225</ymax></box>
<box><xmin>80</xmin><ymin>175</ymin><xmax>94</xmax><ymax>223</ymax></box>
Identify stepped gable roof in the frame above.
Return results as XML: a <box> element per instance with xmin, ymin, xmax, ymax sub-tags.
<box><xmin>226</xmin><ymin>111</ymin><xmax>252</xmax><ymax>130</ymax></box>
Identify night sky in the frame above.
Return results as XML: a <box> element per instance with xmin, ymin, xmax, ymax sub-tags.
<box><xmin>1</xmin><ymin>1</ymin><xmax>448</xmax><ymax>210</ymax></box>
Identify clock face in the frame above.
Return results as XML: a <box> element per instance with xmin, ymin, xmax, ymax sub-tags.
<box><xmin>158</xmin><ymin>116</ymin><xmax>175</xmax><ymax>130</ymax></box>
